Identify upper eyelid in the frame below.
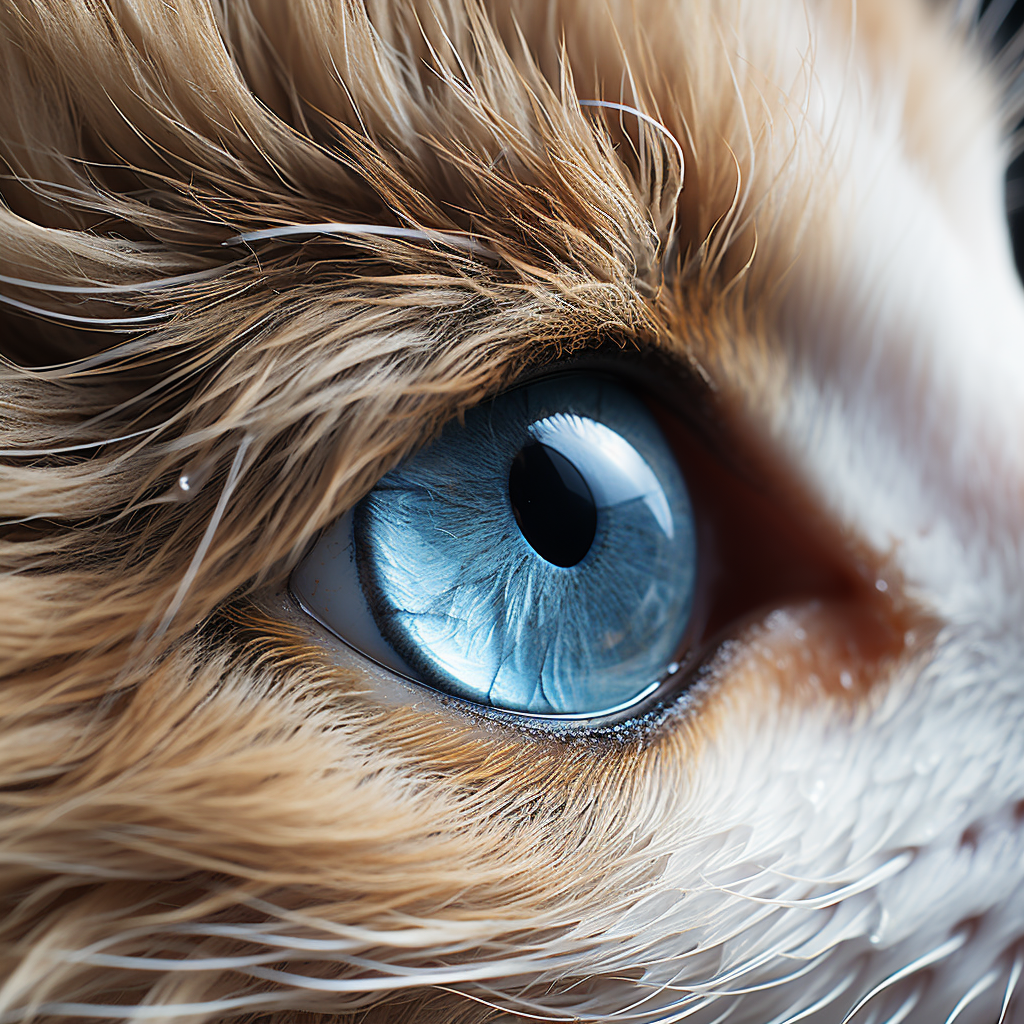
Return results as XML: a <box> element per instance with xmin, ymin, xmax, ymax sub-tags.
<box><xmin>286</xmin><ymin>343</ymin><xmax>730</xmax><ymax>567</ymax></box>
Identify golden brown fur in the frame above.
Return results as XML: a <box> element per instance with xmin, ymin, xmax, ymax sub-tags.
<box><xmin>1</xmin><ymin>0</ymin><xmax>1021</xmax><ymax>1021</ymax></box>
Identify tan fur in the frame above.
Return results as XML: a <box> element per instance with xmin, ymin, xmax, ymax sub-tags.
<box><xmin>0</xmin><ymin>1</ymin><xmax>1018</xmax><ymax>1021</ymax></box>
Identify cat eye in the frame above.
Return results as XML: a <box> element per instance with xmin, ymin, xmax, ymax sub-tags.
<box><xmin>289</xmin><ymin>365</ymin><xmax>862</xmax><ymax>726</ymax></box>
<box><xmin>291</xmin><ymin>374</ymin><xmax>698</xmax><ymax>718</ymax></box>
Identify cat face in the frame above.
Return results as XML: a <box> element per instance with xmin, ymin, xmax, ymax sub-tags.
<box><xmin>2</xmin><ymin>0</ymin><xmax>1024</xmax><ymax>1021</ymax></box>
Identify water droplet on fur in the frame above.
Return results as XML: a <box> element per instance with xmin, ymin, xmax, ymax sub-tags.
<box><xmin>875</xmin><ymin>578</ymin><xmax>888</xmax><ymax>592</ymax></box>
<box><xmin>839</xmin><ymin>670</ymin><xmax>854</xmax><ymax>690</ymax></box>
<box><xmin>166</xmin><ymin>457</ymin><xmax>217</xmax><ymax>502</ymax></box>
<box><xmin>172</xmin><ymin>475</ymin><xmax>200</xmax><ymax>501</ymax></box>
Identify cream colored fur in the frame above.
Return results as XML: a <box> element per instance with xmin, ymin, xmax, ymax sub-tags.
<box><xmin>1</xmin><ymin>0</ymin><xmax>1023</xmax><ymax>1021</ymax></box>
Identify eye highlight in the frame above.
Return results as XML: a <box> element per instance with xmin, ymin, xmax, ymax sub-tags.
<box><xmin>291</xmin><ymin>374</ymin><xmax>698</xmax><ymax>717</ymax></box>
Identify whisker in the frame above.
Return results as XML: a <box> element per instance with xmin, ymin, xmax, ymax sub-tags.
<box><xmin>222</xmin><ymin>221</ymin><xmax>494</xmax><ymax>257</ymax></box>
<box><xmin>0</xmin><ymin>263</ymin><xmax>237</xmax><ymax>294</ymax></box>
<box><xmin>577</xmin><ymin>944</ymin><xmax>790</xmax><ymax>1024</ymax></box>
<box><xmin>0</xmin><ymin>512</ymin><xmax>64</xmax><ymax>526</ymax></box>
<box><xmin>149</xmin><ymin>434</ymin><xmax>252</xmax><ymax>643</ymax></box>
<box><xmin>0</xmin><ymin>291</ymin><xmax>169</xmax><ymax>328</ymax></box>
<box><xmin>578</xmin><ymin>101</ymin><xmax>685</xmax><ymax>185</ymax></box>
<box><xmin>702</xmin><ymin>851</ymin><xmax>914</xmax><ymax>911</ymax></box>
<box><xmin>705</xmin><ymin>953</ymin><xmax>828</xmax><ymax>997</ymax></box>
<box><xmin>996</xmin><ymin>951</ymin><xmax>1023</xmax><ymax>1024</ymax></box>
<box><xmin>0</xmin><ymin>994</ymin><xmax>285</xmax><ymax>1023</ymax></box>
<box><xmin>57</xmin><ymin>949</ymin><xmax>288</xmax><ymax>971</ymax></box>
<box><xmin>432</xmin><ymin>985</ymin><xmax>578</xmax><ymax>1022</ymax></box>
<box><xmin>658</xmin><ymin>944</ymin><xmax>782</xmax><ymax>997</ymax></box>
<box><xmin>840</xmin><ymin>931</ymin><xmax>968</xmax><ymax>1024</ymax></box>
<box><xmin>6</xmin><ymin>333</ymin><xmax>171</xmax><ymax>374</ymax></box>
<box><xmin>163</xmin><ymin>907</ymin><xmax>517</xmax><ymax>952</ymax></box>
<box><xmin>879</xmin><ymin>984</ymin><xmax>922</xmax><ymax>1024</ymax></box>
<box><xmin>243</xmin><ymin>960</ymin><xmax>540</xmax><ymax>991</ymax></box>
<box><xmin>159</xmin><ymin>924</ymin><xmax>431</xmax><ymax>953</ymax></box>
<box><xmin>446</xmin><ymin>978</ymin><xmax>618</xmax><ymax>1021</ymax></box>
<box><xmin>638</xmin><ymin>990</ymin><xmax>722</xmax><ymax>1024</ymax></box>
<box><xmin>0</xmin><ymin>427</ymin><xmax>159</xmax><ymax>456</ymax></box>
<box><xmin>942</xmin><ymin>968</ymin><xmax>1000</xmax><ymax>1024</ymax></box>
<box><xmin>764</xmin><ymin>966</ymin><xmax>860</xmax><ymax>1024</ymax></box>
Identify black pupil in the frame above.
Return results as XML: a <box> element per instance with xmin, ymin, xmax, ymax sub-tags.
<box><xmin>508</xmin><ymin>442</ymin><xmax>597</xmax><ymax>567</ymax></box>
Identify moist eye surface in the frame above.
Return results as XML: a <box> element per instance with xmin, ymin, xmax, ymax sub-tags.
<box><xmin>293</xmin><ymin>373</ymin><xmax>698</xmax><ymax>717</ymax></box>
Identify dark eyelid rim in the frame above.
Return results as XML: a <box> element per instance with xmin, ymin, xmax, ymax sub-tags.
<box><xmin>506</xmin><ymin>343</ymin><xmax>720</xmax><ymax>446</ymax></box>
<box><xmin>504</xmin><ymin>343</ymin><xmax>770</xmax><ymax>504</ymax></box>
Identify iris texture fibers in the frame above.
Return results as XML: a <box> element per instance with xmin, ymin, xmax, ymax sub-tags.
<box><xmin>354</xmin><ymin>375</ymin><xmax>697</xmax><ymax>716</ymax></box>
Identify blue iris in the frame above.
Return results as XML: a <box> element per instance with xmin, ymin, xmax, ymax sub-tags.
<box><xmin>340</xmin><ymin>374</ymin><xmax>698</xmax><ymax>717</ymax></box>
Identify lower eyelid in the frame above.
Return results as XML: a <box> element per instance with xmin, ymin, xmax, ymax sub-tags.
<box><xmin>254</xmin><ymin>584</ymin><xmax>913</xmax><ymax>769</ymax></box>
<box><xmin>273</xmin><ymin>576</ymin><xmax>913</xmax><ymax>748</ymax></box>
